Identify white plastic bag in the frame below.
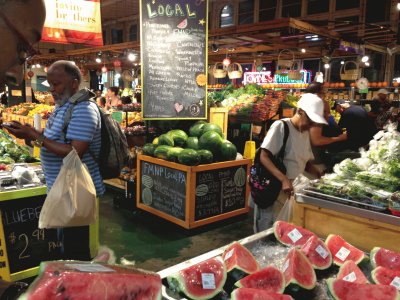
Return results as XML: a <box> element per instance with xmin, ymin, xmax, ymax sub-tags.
<box><xmin>39</xmin><ymin>148</ymin><xmax>97</xmax><ymax>229</ymax></box>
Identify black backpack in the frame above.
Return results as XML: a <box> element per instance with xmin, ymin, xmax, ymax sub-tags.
<box><xmin>61</xmin><ymin>89</ymin><xmax>130</xmax><ymax>180</ymax></box>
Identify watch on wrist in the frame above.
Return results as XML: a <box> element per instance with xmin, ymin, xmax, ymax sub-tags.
<box><xmin>33</xmin><ymin>134</ymin><xmax>45</xmax><ymax>148</ymax></box>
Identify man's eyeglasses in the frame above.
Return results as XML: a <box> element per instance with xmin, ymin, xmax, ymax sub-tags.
<box><xmin>0</xmin><ymin>11</ymin><xmax>38</xmax><ymax>64</ymax></box>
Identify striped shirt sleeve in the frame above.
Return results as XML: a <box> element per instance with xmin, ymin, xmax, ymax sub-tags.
<box><xmin>66</xmin><ymin>102</ymin><xmax>100</xmax><ymax>142</ymax></box>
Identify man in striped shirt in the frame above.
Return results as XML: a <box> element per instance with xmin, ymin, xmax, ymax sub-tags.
<box><xmin>6</xmin><ymin>60</ymin><xmax>104</xmax><ymax>260</ymax></box>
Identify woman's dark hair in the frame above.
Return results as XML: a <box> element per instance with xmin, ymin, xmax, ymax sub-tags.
<box><xmin>305</xmin><ymin>82</ymin><xmax>324</xmax><ymax>94</ymax></box>
<box><xmin>97</xmin><ymin>96</ymin><xmax>106</xmax><ymax>107</ymax></box>
<box><xmin>109</xmin><ymin>86</ymin><xmax>119</xmax><ymax>96</ymax></box>
<box><xmin>121</xmin><ymin>96</ymin><xmax>132</xmax><ymax>104</ymax></box>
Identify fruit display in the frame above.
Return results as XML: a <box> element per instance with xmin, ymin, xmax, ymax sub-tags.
<box><xmin>5</xmin><ymin>103</ymin><xmax>54</xmax><ymax>119</ymax></box>
<box><xmin>0</xmin><ymin>129</ymin><xmax>36</xmax><ymax>164</ymax></box>
<box><xmin>33</xmin><ymin>91</ymin><xmax>54</xmax><ymax>104</ymax></box>
<box><xmin>370</xmin><ymin>247</ymin><xmax>400</xmax><ymax>271</ymax></box>
<box><xmin>300</xmin><ymin>236</ymin><xmax>332</xmax><ymax>270</ymax></box>
<box><xmin>325</xmin><ymin>234</ymin><xmax>367</xmax><ymax>267</ymax></box>
<box><xmin>142</xmin><ymin>121</ymin><xmax>238</xmax><ymax>166</ymax></box>
<box><xmin>208</xmin><ymin>84</ymin><xmax>230</xmax><ymax>89</ymax></box>
<box><xmin>273</xmin><ymin>221</ymin><xmax>316</xmax><ymax>247</ymax></box>
<box><xmin>261</xmin><ymin>83</ymin><xmax>309</xmax><ymax>89</ymax></box>
<box><xmin>27</xmin><ymin>104</ymin><xmax>54</xmax><ymax>119</ymax></box>
<box><xmin>283</xmin><ymin>248</ymin><xmax>317</xmax><ymax>291</ymax></box>
<box><xmin>121</xmin><ymin>87</ymin><xmax>135</xmax><ymax>97</ymax></box>
<box><xmin>123</xmin><ymin>124</ymin><xmax>146</xmax><ymax>135</ymax></box>
<box><xmin>121</xmin><ymin>103</ymin><xmax>141</xmax><ymax>112</ymax></box>
<box><xmin>235</xmin><ymin>266</ymin><xmax>285</xmax><ymax>293</ymax></box>
<box><xmin>231</xmin><ymin>288</ymin><xmax>294</xmax><ymax>300</ymax></box>
<box><xmin>336</xmin><ymin>260</ymin><xmax>369</xmax><ymax>284</ymax></box>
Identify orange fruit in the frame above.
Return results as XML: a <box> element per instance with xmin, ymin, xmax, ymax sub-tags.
<box><xmin>371</xmin><ymin>82</ymin><xmax>377</xmax><ymax>87</ymax></box>
<box><xmin>393</xmin><ymin>82</ymin><xmax>399</xmax><ymax>87</ymax></box>
<box><xmin>339</xmin><ymin>82</ymin><xmax>345</xmax><ymax>88</ymax></box>
<box><xmin>382</xmin><ymin>82</ymin><xmax>388</xmax><ymax>87</ymax></box>
<box><xmin>377</xmin><ymin>82</ymin><xmax>383</xmax><ymax>88</ymax></box>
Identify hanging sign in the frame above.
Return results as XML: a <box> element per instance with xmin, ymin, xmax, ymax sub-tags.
<box><xmin>140</xmin><ymin>0</ymin><xmax>208</xmax><ymax>119</ymax></box>
<box><xmin>243</xmin><ymin>70</ymin><xmax>312</xmax><ymax>85</ymax></box>
<box><xmin>41</xmin><ymin>0</ymin><xmax>103</xmax><ymax>46</ymax></box>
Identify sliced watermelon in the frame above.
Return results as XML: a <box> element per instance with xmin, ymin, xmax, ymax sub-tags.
<box><xmin>326</xmin><ymin>278</ymin><xmax>399</xmax><ymax>300</ymax></box>
<box><xmin>371</xmin><ymin>247</ymin><xmax>400</xmax><ymax>271</ymax></box>
<box><xmin>282</xmin><ymin>248</ymin><xmax>316</xmax><ymax>290</ymax></box>
<box><xmin>325</xmin><ymin>234</ymin><xmax>367</xmax><ymax>266</ymax></box>
<box><xmin>231</xmin><ymin>288</ymin><xmax>294</xmax><ymax>300</ymax></box>
<box><xmin>167</xmin><ymin>256</ymin><xmax>226</xmax><ymax>300</ymax></box>
<box><xmin>223</xmin><ymin>242</ymin><xmax>259</xmax><ymax>274</ymax></box>
<box><xmin>337</xmin><ymin>260</ymin><xmax>369</xmax><ymax>284</ymax></box>
<box><xmin>234</xmin><ymin>266</ymin><xmax>285</xmax><ymax>294</ymax></box>
<box><xmin>273</xmin><ymin>221</ymin><xmax>316</xmax><ymax>247</ymax></box>
<box><xmin>371</xmin><ymin>266</ymin><xmax>400</xmax><ymax>288</ymax></box>
<box><xmin>300</xmin><ymin>235</ymin><xmax>332</xmax><ymax>270</ymax></box>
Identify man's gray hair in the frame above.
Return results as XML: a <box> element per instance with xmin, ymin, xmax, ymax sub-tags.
<box><xmin>50</xmin><ymin>60</ymin><xmax>82</xmax><ymax>84</ymax></box>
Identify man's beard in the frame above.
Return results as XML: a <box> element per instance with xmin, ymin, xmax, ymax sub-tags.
<box><xmin>53</xmin><ymin>90</ymin><xmax>72</xmax><ymax>106</ymax></box>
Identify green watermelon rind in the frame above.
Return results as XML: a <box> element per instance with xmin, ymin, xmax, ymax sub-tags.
<box><xmin>370</xmin><ymin>247</ymin><xmax>380</xmax><ymax>269</ymax></box>
<box><xmin>325</xmin><ymin>234</ymin><xmax>368</xmax><ymax>267</ymax></box>
<box><xmin>154</xmin><ymin>145</ymin><xmax>172</xmax><ymax>160</ymax></box>
<box><xmin>167</xmin><ymin>256</ymin><xmax>227</xmax><ymax>300</ymax></box>
<box><xmin>223</xmin><ymin>242</ymin><xmax>259</xmax><ymax>274</ymax></box>
<box><xmin>219</xmin><ymin>141</ymin><xmax>237</xmax><ymax>162</ymax></box>
<box><xmin>177</xmin><ymin>149</ymin><xmax>200</xmax><ymax>166</ymax></box>
<box><xmin>166</xmin><ymin>147</ymin><xmax>184</xmax><ymax>162</ymax></box>
<box><xmin>158</xmin><ymin>134</ymin><xmax>174</xmax><ymax>147</ymax></box>
<box><xmin>273</xmin><ymin>221</ymin><xmax>316</xmax><ymax>247</ymax></box>
<box><xmin>371</xmin><ymin>266</ymin><xmax>400</xmax><ymax>285</ymax></box>
<box><xmin>187</xmin><ymin>136</ymin><xmax>200</xmax><ymax>150</ymax></box>
<box><xmin>168</xmin><ymin>129</ymin><xmax>188</xmax><ymax>147</ymax></box>
<box><xmin>370</xmin><ymin>247</ymin><xmax>400</xmax><ymax>271</ymax></box>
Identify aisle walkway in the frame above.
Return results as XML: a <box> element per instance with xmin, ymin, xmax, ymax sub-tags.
<box><xmin>99</xmin><ymin>189</ymin><xmax>254</xmax><ymax>272</ymax></box>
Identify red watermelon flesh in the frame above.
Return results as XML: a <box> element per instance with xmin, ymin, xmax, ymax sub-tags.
<box><xmin>327</xmin><ymin>278</ymin><xmax>399</xmax><ymax>300</ymax></box>
<box><xmin>282</xmin><ymin>248</ymin><xmax>317</xmax><ymax>290</ymax></box>
<box><xmin>325</xmin><ymin>234</ymin><xmax>367</xmax><ymax>266</ymax></box>
<box><xmin>231</xmin><ymin>288</ymin><xmax>294</xmax><ymax>300</ymax></box>
<box><xmin>371</xmin><ymin>247</ymin><xmax>400</xmax><ymax>271</ymax></box>
<box><xmin>167</xmin><ymin>256</ymin><xmax>226</xmax><ymax>300</ymax></box>
<box><xmin>235</xmin><ymin>266</ymin><xmax>285</xmax><ymax>293</ymax></box>
<box><xmin>223</xmin><ymin>242</ymin><xmax>259</xmax><ymax>274</ymax></box>
<box><xmin>301</xmin><ymin>235</ymin><xmax>332</xmax><ymax>270</ymax></box>
<box><xmin>24</xmin><ymin>261</ymin><xmax>162</xmax><ymax>300</ymax></box>
<box><xmin>273</xmin><ymin>221</ymin><xmax>317</xmax><ymax>247</ymax></box>
<box><xmin>336</xmin><ymin>260</ymin><xmax>369</xmax><ymax>284</ymax></box>
<box><xmin>371</xmin><ymin>266</ymin><xmax>400</xmax><ymax>287</ymax></box>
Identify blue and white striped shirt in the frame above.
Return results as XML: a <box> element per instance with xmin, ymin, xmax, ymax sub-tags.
<box><xmin>40</xmin><ymin>100</ymin><xmax>105</xmax><ymax>196</ymax></box>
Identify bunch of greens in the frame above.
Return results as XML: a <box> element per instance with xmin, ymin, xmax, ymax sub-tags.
<box><xmin>333</xmin><ymin>158</ymin><xmax>362</xmax><ymax>178</ymax></box>
<box><xmin>355</xmin><ymin>171</ymin><xmax>400</xmax><ymax>193</ymax></box>
<box><xmin>0</xmin><ymin>130</ymin><xmax>36</xmax><ymax>164</ymax></box>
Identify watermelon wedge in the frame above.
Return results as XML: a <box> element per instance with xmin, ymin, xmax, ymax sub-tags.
<box><xmin>371</xmin><ymin>247</ymin><xmax>400</xmax><ymax>271</ymax></box>
<box><xmin>326</xmin><ymin>278</ymin><xmax>400</xmax><ymax>300</ymax></box>
<box><xmin>167</xmin><ymin>256</ymin><xmax>227</xmax><ymax>300</ymax></box>
<box><xmin>234</xmin><ymin>266</ymin><xmax>285</xmax><ymax>294</ymax></box>
<box><xmin>20</xmin><ymin>261</ymin><xmax>162</xmax><ymax>300</ymax></box>
<box><xmin>282</xmin><ymin>248</ymin><xmax>316</xmax><ymax>290</ymax></box>
<box><xmin>273</xmin><ymin>221</ymin><xmax>316</xmax><ymax>247</ymax></box>
<box><xmin>336</xmin><ymin>260</ymin><xmax>369</xmax><ymax>284</ymax></box>
<box><xmin>301</xmin><ymin>235</ymin><xmax>332</xmax><ymax>270</ymax></box>
<box><xmin>223</xmin><ymin>242</ymin><xmax>259</xmax><ymax>274</ymax></box>
<box><xmin>325</xmin><ymin>234</ymin><xmax>367</xmax><ymax>266</ymax></box>
<box><xmin>231</xmin><ymin>288</ymin><xmax>294</xmax><ymax>300</ymax></box>
<box><xmin>371</xmin><ymin>266</ymin><xmax>400</xmax><ymax>287</ymax></box>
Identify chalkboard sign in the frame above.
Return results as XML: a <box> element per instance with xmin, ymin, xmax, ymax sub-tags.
<box><xmin>140</xmin><ymin>0</ymin><xmax>208</xmax><ymax>119</ymax></box>
<box><xmin>0</xmin><ymin>195</ymin><xmax>62</xmax><ymax>274</ymax></box>
<box><xmin>195</xmin><ymin>165</ymin><xmax>247</xmax><ymax>221</ymax></box>
<box><xmin>140</xmin><ymin>160</ymin><xmax>187</xmax><ymax>220</ymax></box>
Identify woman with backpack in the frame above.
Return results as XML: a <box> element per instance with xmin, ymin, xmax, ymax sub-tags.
<box><xmin>254</xmin><ymin>93</ymin><xmax>327</xmax><ymax>232</ymax></box>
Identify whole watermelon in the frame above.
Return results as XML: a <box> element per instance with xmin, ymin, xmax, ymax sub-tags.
<box><xmin>178</xmin><ymin>149</ymin><xmax>200</xmax><ymax>166</ymax></box>
<box><xmin>158</xmin><ymin>134</ymin><xmax>174</xmax><ymax>147</ymax></box>
<box><xmin>189</xmin><ymin>122</ymin><xmax>206</xmax><ymax>137</ymax></box>
<box><xmin>186</xmin><ymin>137</ymin><xmax>199</xmax><ymax>150</ymax></box>
<box><xmin>199</xmin><ymin>131</ymin><xmax>223</xmax><ymax>155</ymax></box>
<box><xmin>202</xmin><ymin>123</ymin><xmax>223</xmax><ymax>137</ymax></box>
<box><xmin>168</xmin><ymin>130</ymin><xmax>188</xmax><ymax>147</ymax></box>
<box><xmin>142</xmin><ymin>143</ymin><xmax>157</xmax><ymax>157</ymax></box>
<box><xmin>166</xmin><ymin>147</ymin><xmax>184</xmax><ymax>162</ymax></box>
<box><xmin>154</xmin><ymin>145</ymin><xmax>172</xmax><ymax>160</ymax></box>
<box><xmin>219</xmin><ymin>140</ymin><xmax>237</xmax><ymax>161</ymax></box>
<box><xmin>197</xmin><ymin>149</ymin><xmax>213</xmax><ymax>164</ymax></box>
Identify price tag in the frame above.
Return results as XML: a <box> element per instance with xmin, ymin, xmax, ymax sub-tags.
<box><xmin>342</xmin><ymin>271</ymin><xmax>357</xmax><ymax>282</ymax></box>
<box><xmin>335</xmin><ymin>247</ymin><xmax>351</xmax><ymax>262</ymax></box>
<box><xmin>224</xmin><ymin>249</ymin><xmax>234</xmax><ymax>260</ymax></box>
<box><xmin>287</xmin><ymin>228</ymin><xmax>303</xmax><ymax>244</ymax></box>
<box><xmin>3</xmin><ymin>186</ymin><xmax>17</xmax><ymax>190</ymax></box>
<box><xmin>282</xmin><ymin>259</ymin><xmax>289</xmax><ymax>272</ymax></box>
<box><xmin>315</xmin><ymin>245</ymin><xmax>329</xmax><ymax>259</ymax></box>
<box><xmin>22</xmin><ymin>184</ymin><xmax>36</xmax><ymax>188</ymax></box>
<box><xmin>69</xmin><ymin>263</ymin><xmax>115</xmax><ymax>273</ymax></box>
<box><xmin>390</xmin><ymin>276</ymin><xmax>400</xmax><ymax>290</ymax></box>
<box><xmin>201</xmin><ymin>273</ymin><xmax>216</xmax><ymax>289</ymax></box>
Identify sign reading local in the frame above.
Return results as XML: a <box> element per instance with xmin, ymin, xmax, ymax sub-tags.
<box><xmin>140</xmin><ymin>0</ymin><xmax>208</xmax><ymax>119</ymax></box>
<box><xmin>243</xmin><ymin>70</ymin><xmax>312</xmax><ymax>85</ymax></box>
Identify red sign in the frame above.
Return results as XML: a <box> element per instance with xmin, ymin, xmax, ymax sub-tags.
<box><xmin>243</xmin><ymin>72</ymin><xmax>274</xmax><ymax>85</ymax></box>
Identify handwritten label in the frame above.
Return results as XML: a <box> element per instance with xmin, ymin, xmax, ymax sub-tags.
<box><xmin>69</xmin><ymin>263</ymin><xmax>115</xmax><ymax>273</ymax></box>
<box><xmin>335</xmin><ymin>247</ymin><xmax>351</xmax><ymax>262</ymax></box>
<box><xmin>315</xmin><ymin>245</ymin><xmax>329</xmax><ymax>259</ymax></box>
<box><xmin>342</xmin><ymin>271</ymin><xmax>357</xmax><ymax>282</ymax></box>
<box><xmin>201</xmin><ymin>273</ymin><xmax>216</xmax><ymax>289</ymax></box>
<box><xmin>390</xmin><ymin>277</ymin><xmax>400</xmax><ymax>290</ymax></box>
<box><xmin>287</xmin><ymin>228</ymin><xmax>303</xmax><ymax>244</ymax></box>
<box><xmin>224</xmin><ymin>249</ymin><xmax>234</xmax><ymax>261</ymax></box>
<box><xmin>282</xmin><ymin>259</ymin><xmax>289</xmax><ymax>272</ymax></box>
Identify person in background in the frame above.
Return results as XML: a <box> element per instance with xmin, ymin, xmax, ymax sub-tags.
<box><xmin>4</xmin><ymin>60</ymin><xmax>104</xmax><ymax>261</ymax></box>
<box><xmin>121</xmin><ymin>95</ymin><xmax>132</xmax><ymax>105</ymax></box>
<box><xmin>369</xmin><ymin>89</ymin><xmax>392</xmax><ymax>130</ymax></box>
<box><xmin>134</xmin><ymin>92</ymin><xmax>141</xmax><ymax>103</ymax></box>
<box><xmin>254</xmin><ymin>94</ymin><xmax>327</xmax><ymax>232</ymax></box>
<box><xmin>105</xmin><ymin>86</ymin><xmax>122</xmax><ymax>110</ymax></box>
<box><xmin>95</xmin><ymin>90</ymin><xmax>102</xmax><ymax>98</ymax></box>
<box><xmin>96</xmin><ymin>96</ymin><xmax>106</xmax><ymax>109</ymax></box>
<box><xmin>0</xmin><ymin>93</ymin><xmax>8</xmax><ymax>106</ymax></box>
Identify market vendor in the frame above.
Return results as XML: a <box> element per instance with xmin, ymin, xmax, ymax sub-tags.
<box><xmin>369</xmin><ymin>89</ymin><xmax>393</xmax><ymax>130</ymax></box>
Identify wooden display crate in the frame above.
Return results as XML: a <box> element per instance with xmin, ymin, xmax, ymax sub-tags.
<box><xmin>137</xmin><ymin>155</ymin><xmax>250</xmax><ymax>229</ymax></box>
<box><xmin>208</xmin><ymin>107</ymin><xmax>228</xmax><ymax>138</ymax></box>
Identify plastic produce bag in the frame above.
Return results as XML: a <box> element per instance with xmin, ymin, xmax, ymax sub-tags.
<box><xmin>11</xmin><ymin>166</ymin><xmax>40</xmax><ymax>185</ymax></box>
<box><xmin>39</xmin><ymin>148</ymin><xmax>97</xmax><ymax>229</ymax></box>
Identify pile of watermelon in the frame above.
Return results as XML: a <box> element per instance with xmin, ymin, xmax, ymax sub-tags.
<box><xmin>142</xmin><ymin>121</ymin><xmax>238</xmax><ymax>166</ymax></box>
<box><xmin>166</xmin><ymin>221</ymin><xmax>400</xmax><ymax>299</ymax></box>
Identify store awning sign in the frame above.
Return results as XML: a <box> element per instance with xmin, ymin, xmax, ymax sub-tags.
<box><xmin>244</xmin><ymin>70</ymin><xmax>311</xmax><ymax>84</ymax></box>
<box><xmin>41</xmin><ymin>0</ymin><xmax>103</xmax><ymax>46</ymax></box>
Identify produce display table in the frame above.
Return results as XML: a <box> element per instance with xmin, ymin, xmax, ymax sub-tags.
<box><xmin>293</xmin><ymin>193</ymin><xmax>400</xmax><ymax>252</ymax></box>
<box><xmin>137</xmin><ymin>155</ymin><xmax>250</xmax><ymax>229</ymax></box>
<box><xmin>0</xmin><ymin>186</ymin><xmax>99</xmax><ymax>281</ymax></box>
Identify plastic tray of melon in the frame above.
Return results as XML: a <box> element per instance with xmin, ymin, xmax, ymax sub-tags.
<box><xmin>158</xmin><ymin>229</ymin><xmax>373</xmax><ymax>300</ymax></box>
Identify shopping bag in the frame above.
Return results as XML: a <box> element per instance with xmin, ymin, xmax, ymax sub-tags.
<box><xmin>39</xmin><ymin>148</ymin><xmax>97</xmax><ymax>229</ymax></box>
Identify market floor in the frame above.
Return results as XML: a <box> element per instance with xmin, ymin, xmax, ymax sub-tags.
<box><xmin>99</xmin><ymin>188</ymin><xmax>254</xmax><ymax>272</ymax></box>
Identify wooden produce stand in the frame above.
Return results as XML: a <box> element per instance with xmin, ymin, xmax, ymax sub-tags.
<box><xmin>0</xmin><ymin>186</ymin><xmax>99</xmax><ymax>281</ymax></box>
<box><xmin>208</xmin><ymin>107</ymin><xmax>229</xmax><ymax>138</ymax></box>
<box><xmin>292</xmin><ymin>194</ymin><xmax>400</xmax><ymax>252</ymax></box>
<box><xmin>137</xmin><ymin>155</ymin><xmax>251</xmax><ymax>229</ymax></box>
